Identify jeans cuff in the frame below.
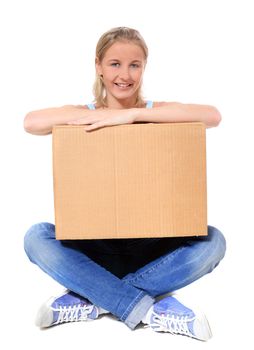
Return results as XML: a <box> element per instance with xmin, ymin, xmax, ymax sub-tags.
<box><xmin>124</xmin><ymin>295</ymin><xmax>155</xmax><ymax>330</ymax></box>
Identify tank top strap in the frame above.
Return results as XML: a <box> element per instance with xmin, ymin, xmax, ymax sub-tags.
<box><xmin>86</xmin><ymin>103</ymin><xmax>96</xmax><ymax>110</ymax></box>
<box><xmin>146</xmin><ymin>100</ymin><xmax>153</xmax><ymax>108</ymax></box>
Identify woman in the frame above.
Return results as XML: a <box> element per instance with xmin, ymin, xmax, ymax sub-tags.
<box><xmin>24</xmin><ymin>27</ymin><xmax>226</xmax><ymax>341</ymax></box>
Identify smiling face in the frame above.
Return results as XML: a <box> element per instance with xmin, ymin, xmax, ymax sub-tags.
<box><xmin>96</xmin><ymin>41</ymin><xmax>146</xmax><ymax>108</ymax></box>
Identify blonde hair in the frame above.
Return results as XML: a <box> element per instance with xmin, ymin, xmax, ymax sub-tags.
<box><xmin>93</xmin><ymin>27</ymin><xmax>148</xmax><ymax>108</ymax></box>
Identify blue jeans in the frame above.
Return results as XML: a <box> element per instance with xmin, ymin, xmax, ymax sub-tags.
<box><xmin>24</xmin><ymin>223</ymin><xmax>226</xmax><ymax>329</ymax></box>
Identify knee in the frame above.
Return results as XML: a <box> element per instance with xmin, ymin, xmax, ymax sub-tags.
<box><xmin>207</xmin><ymin>225</ymin><xmax>226</xmax><ymax>265</ymax></box>
<box><xmin>24</xmin><ymin>222</ymin><xmax>55</xmax><ymax>260</ymax></box>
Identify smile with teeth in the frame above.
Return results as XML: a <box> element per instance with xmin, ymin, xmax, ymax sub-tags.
<box><xmin>115</xmin><ymin>83</ymin><xmax>132</xmax><ymax>88</ymax></box>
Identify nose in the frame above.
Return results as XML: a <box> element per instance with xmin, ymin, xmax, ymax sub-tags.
<box><xmin>118</xmin><ymin>66</ymin><xmax>131</xmax><ymax>81</ymax></box>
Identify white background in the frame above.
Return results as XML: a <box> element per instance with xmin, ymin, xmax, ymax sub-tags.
<box><xmin>0</xmin><ymin>0</ymin><xmax>253</xmax><ymax>348</ymax></box>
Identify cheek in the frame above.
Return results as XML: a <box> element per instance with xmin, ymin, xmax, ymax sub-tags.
<box><xmin>132</xmin><ymin>69</ymin><xmax>144</xmax><ymax>81</ymax></box>
<box><xmin>103</xmin><ymin>68</ymin><xmax>116</xmax><ymax>78</ymax></box>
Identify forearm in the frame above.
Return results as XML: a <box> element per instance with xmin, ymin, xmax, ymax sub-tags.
<box><xmin>24</xmin><ymin>105</ymin><xmax>90</xmax><ymax>135</ymax></box>
<box><xmin>134</xmin><ymin>103</ymin><xmax>221</xmax><ymax>128</ymax></box>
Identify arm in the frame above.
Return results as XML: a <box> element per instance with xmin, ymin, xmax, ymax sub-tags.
<box><xmin>134</xmin><ymin>102</ymin><xmax>222</xmax><ymax>128</ymax></box>
<box><xmin>25</xmin><ymin>101</ymin><xmax>221</xmax><ymax>135</ymax></box>
<box><xmin>70</xmin><ymin>101</ymin><xmax>221</xmax><ymax>131</ymax></box>
<box><xmin>23</xmin><ymin>105</ymin><xmax>91</xmax><ymax>135</ymax></box>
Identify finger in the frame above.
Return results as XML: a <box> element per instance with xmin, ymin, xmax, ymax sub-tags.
<box><xmin>84</xmin><ymin>124</ymin><xmax>100</xmax><ymax>131</ymax></box>
<box><xmin>84</xmin><ymin>121</ymin><xmax>107</xmax><ymax>131</ymax></box>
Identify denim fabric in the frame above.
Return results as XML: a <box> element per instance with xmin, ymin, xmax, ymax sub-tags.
<box><xmin>24</xmin><ymin>224</ymin><xmax>226</xmax><ymax>329</ymax></box>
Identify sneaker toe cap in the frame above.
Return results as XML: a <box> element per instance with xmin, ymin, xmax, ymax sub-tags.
<box><xmin>35</xmin><ymin>303</ymin><xmax>54</xmax><ymax>328</ymax></box>
<box><xmin>192</xmin><ymin>313</ymin><xmax>212</xmax><ymax>341</ymax></box>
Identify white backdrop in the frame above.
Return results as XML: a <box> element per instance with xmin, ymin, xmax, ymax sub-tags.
<box><xmin>0</xmin><ymin>0</ymin><xmax>253</xmax><ymax>349</ymax></box>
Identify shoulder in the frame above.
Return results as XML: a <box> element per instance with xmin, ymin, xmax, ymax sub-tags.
<box><xmin>152</xmin><ymin>101</ymin><xmax>181</xmax><ymax>107</ymax></box>
<box><xmin>152</xmin><ymin>101</ymin><xmax>167</xmax><ymax>107</ymax></box>
<box><xmin>61</xmin><ymin>104</ymin><xmax>89</xmax><ymax>109</ymax></box>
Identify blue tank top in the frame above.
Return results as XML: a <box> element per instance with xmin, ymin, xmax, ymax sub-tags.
<box><xmin>86</xmin><ymin>100</ymin><xmax>153</xmax><ymax>110</ymax></box>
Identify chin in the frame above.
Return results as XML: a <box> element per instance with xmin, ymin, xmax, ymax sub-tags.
<box><xmin>113</xmin><ymin>90</ymin><xmax>138</xmax><ymax>100</ymax></box>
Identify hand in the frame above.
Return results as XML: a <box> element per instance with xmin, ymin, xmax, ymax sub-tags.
<box><xmin>67</xmin><ymin>108</ymin><xmax>137</xmax><ymax>132</ymax></box>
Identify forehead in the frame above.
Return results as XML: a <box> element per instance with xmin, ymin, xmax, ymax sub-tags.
<box><xmin>103</xmin><ymin>41</ymin><xmax>145</xmax><ymax>61</ymax></box>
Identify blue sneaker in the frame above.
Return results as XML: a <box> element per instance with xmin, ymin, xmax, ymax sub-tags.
<box><xmin>143</xmin><ymin>296</ymin><xmax>212</xmax><ymax>341</ymax></box>
<box><xmin>35</xmin><ymin>290</ymin><xmax>99</xmax><ymax>328</ymax></box>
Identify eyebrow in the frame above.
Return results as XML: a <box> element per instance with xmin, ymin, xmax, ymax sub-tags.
<box><xmin>107</xmin><ymin>59</ymin><xmax>142</xmax><ymax>63</ymax></box>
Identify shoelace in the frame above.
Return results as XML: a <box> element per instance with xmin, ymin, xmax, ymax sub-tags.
<box><xmin>54</xmin><ymin>304</ymin><xmax>95</xmax><ymax>324</ymax></box>
<box><xmin>149</xmin><ymin>311</ymin><xmax>195</xmax><ymax>337</ymax></box>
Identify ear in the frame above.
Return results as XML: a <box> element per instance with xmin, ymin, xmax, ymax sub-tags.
<box><xmin>95</xmin><ymin>57</ymin><xmax>102</xmax><ymax>76</ymax></box>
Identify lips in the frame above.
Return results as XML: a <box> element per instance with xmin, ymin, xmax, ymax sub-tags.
<box><xmin>114</xmin><ymin>83</ymin><xmax>133</xmax><ymax>88</ymax></box>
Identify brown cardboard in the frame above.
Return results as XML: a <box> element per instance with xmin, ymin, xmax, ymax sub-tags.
<box><xmin>52</xmin><ymin>122</ymin><xmax>207</xmax><ymax>239</ymax></box>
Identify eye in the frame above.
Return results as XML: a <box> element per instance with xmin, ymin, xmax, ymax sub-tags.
<box><xmin>130</xmin><ymin>63</ymin><xmax>140</xmax><ymax>68</ymax></box>
<box><xmin>111</xmin><ymin>62</ymin><xmax>120</xmax><ymax>67</ymax></box>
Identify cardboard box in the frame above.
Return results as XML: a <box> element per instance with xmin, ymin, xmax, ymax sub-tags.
<box><xmin>52</xmin><ymin>122</ymin><xmax>207</xmax><ymax>240</ymax></box>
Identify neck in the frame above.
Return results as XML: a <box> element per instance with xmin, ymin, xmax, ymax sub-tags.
<box><xmin>105</xmin><ymin>95</ymin><xmax>139</xmax><ymax>109</ymax></box>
